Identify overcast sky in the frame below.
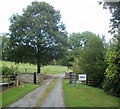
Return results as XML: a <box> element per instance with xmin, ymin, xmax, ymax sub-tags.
<box><xmin>0</xmin><ymin>0</ymin><xmax>113</xmax><ymax>41</ymax></box>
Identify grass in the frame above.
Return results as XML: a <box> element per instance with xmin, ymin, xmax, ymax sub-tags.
<box><xmin>62</xmin><ymin>79</ymin><xmax>119</xmax><ymax>107</ymax></box>
<box><xmin>1</xmin><ymin>83</ymin><xmax>39</xmax><ymax>107</ymax></box>
<box><xmin>0</xmin><ymin>92</ymin><xmax>2</xmax><ymax>108</ymax></box>
<box><xmin>0</xmin><ymin>60</ymin><xmax>71</xmax><ymax>74</ymax></box>
<box><xmin>34</xmin><ymin>79</ymin><xmax>57</xmax><ymax>107</ymax></box>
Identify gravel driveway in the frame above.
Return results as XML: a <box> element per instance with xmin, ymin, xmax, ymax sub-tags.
<box><xmin>40</xmin><ymin>74</ymin><xmax>65</xmax><ymax>107</ymax></box>
<box><xmin>8</xmin><ymin>73</ymin><xmax>65</xmax><ymax>107</ymax></box>
<box><xmin>9</xmin><ymin>79</ymin><xmax>53</xmax><ymax>107</ymax></box>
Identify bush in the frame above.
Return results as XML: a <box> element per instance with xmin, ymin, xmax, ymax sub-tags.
<box><xmin>103</xmin><ymin>79</ymin><xmax>120</xmax><ymax>97</ymax></box>
<box><xmin>2</xmin><ymin>65</ymin><xmax>18</xmax><ymax>76</ymax></box>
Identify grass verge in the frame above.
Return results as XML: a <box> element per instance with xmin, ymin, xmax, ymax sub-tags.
<box><xmin>34</xmin><ymin>79</ymin><xmax>57</xmax><ymax>107</ymax></box>
<box><xmin>0</xmin><ymin>92</ymin><xmax>2</xmax><ymax>108</ymax></box>
<box><xmin>63</xmin><ymin>79</ymin><xmax>119</xmax><ymax>107</ymax></box>
<box><xmin>2</xmin><ymin>83</ymin><xmax>39</xmax><ymax>107</ymax></box>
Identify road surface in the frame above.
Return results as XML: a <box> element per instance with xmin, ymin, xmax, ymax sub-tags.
<box><xmin>8</xmin><ymin>73</ymin><xmax>65</xmax><ymax>107</ymax></box>
<box><xmin>40</xmin><ymin>74</ymin><xmax>65</xmax><ymax>107</ymax></box>
<box><xmin>9</xmin><ymin>79</ymin><xmax>53</xmax><ymax>107</ymax></box>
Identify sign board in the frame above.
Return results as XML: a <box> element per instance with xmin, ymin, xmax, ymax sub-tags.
<box><xmin>79</xmin><ymin>74</ymin><xmax>86</xmax><ymax>81</ymax></box>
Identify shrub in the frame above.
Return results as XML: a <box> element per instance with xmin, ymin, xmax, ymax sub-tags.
<box><xmin>2</xmin><ymin>65</ymin><xmax>18</xmax><ymax>76</ymax></box>
<box><xmin>103</xmin><ymin>79</ymin><xmax>120</xmax><ymax>97</ymax></box>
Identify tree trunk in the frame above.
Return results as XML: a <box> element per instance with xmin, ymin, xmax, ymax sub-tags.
<box><xmin>37</xmin><ymin>62</ymin><xmax>41</xmax><ymax>73</ymax></box>
<box><xmin>37</xmin><ymin>45</ymin><xmax>41</xmax><ymax>73</ymax></box>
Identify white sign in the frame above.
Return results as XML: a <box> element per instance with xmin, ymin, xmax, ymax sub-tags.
<box><xmin>79</xmin><ymin>74</ymin><xmax>86</xmax><ymax>81</ymax></box>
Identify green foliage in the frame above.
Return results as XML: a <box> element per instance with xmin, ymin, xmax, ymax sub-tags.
<box><xmin>8</xmin><ymin>1</ymin><xmax>67</xmax><ymax>73</ymax></box>
<box><xmin>0</xmin><ymin>33</ymin><xmax>10</xmax><ymax>61</ymax></box>
<box><xmin>103</xmin><ymin>36</ymin><xmax>120</xmax><ymax>97</ymax></box>
<box><xmin>2</xmin><ymin>65</ymin><xmax>18</xmax><ymax>75</ymax></box>
<box><xmin>103</xmin><ymin>79</ymin><xmax>120</xmax><ymax>97</ymax></box>
<box><xmin>0</xmin><ymin>37</ymin><xmax>1</xmax><ymax>61</ymax></box>
<box><xmin>100</xmin><ymin>2</ymin><xmax>120</xmax><ymax>34</ymax></box>
<box><xmin>68</xmin><ymin>32</ymin><xmax>83</xmax><ymax>50</ymax></box>
<box><xmin>67</xmin><ymin>31</ymin><xmax>106</xmax><ymax>87</ymax></box>
<box><xmin>100</xmin><ymin>2</ymin><xmax>120</xmax><ymax>97</ymax></box>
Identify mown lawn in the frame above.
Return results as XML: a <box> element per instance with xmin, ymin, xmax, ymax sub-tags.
<box><xmin>0</xmin><ymin>92</ymin><xmax>2</xmax><ymax>108</ymax></box>
<box><xmin>1</xmin><ymin>83</ymin><xmax>39</xmax><ymax>107</ymax></box>
<box><xmin>63</xmin><ymin>79</ymin><xmax>119</xmax><ymax>107</ymax></box>
<box><xmin>0</xmin><ymin>60</ymin><xmax>71</xmax><ymax>74</ymax></box>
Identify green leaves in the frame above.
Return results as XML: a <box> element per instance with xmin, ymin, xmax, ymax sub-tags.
<box><xmin>66</xmin><ymin>31</ymin><xmax>106</xmax><ymax>87</ymax></box>
<box><xmin>2</xmin><ymin>65</ymin><xmax>18</xmax><ymax>76</ymax></box>
<box><xmin>8</xmin><ymin>1</ymin><xmax>67</xmax><ymax>73</ymax></box>
<box><xmin>103</xmin><ymin>35</ymin><xmax>120</xmax><ymax>97</ymax></box>
<box><xmin>100</xmin><ymin>2</ymin><xmax>120</xmax><ymax>96</ymax></box>
<box><xmin>105</xmin><ymin>36</ymin><xmax>120</xmax><ymax>83</ymax></box>
<box><xmin>101</xmin><ymin>2</ymin><xmax>120</xmax><ymax>34</ymax></box>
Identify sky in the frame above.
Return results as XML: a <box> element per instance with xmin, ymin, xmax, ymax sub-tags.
<box><xmin>0</xmin><ymin>0</ymin><xmax>113</xmax><ymax>41</ymax></box>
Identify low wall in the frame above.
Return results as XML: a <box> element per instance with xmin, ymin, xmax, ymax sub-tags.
<box><xmin>19</xmin><ymin>73</ymin><xmax>50</xmax><ymax>84</ymax></box>
<box><xmin>36</xmin><ymin>73</ymin><xmax>47</xmax><ymax>84</ymax></box>
<box><xmin>65</xmin><ymin>72</ymin><xmax>70</xmax><ymax>79</ymax></box>
<box><xmin>19</xmin><ymin>73</ymin><xmax>34</xmax><ymax>84</ymax></box>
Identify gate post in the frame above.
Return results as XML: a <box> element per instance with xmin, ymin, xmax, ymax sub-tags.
<box><xmin>34</xmin><ymin>72</ymin><xmax>37</xmax><ymax>84</ymax></box>
<box><xmin>15</xmin><ymin>74</ymin><xmax>19</xmax><ymax>86</ymax></box>
<box><xmin>69</xmin><ymin>72</ymin><xmax>73</xmax><ymax>84</ymax></box>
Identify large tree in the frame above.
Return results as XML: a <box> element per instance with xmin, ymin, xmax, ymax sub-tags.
<box><xmin>9</xmin><ymin>1</ymin><xmax>67</xmax><ymax>73</ymax></box>
<box><xmin>67</xmin><ymin>31</ymin><xmax>106</xmax><ymax>87</ymax></box>
<box><xmin>99</xmin><ymin>2</ymin><xmax>120</xmax><ymax>34</ymax></box>
<box><xmin>99</xmin><ymin>2</ymin><xmax>120</xmax><ymax>97</ymax></box>
<box><xmin>1</xmin><ymin>33</ymin><xmax>10</xmax><ymax>60</ymax></box>
<box><xmin>104</xmin><ymin>36</ymin><xmax>120</xmax><ymax>97</ymax></box>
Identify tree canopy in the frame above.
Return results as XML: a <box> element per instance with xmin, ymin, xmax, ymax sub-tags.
<box><xmin>66</xmin><ymin>31</ymin><xmax>106</xmax><ymax>87</ymax></box>
<box><xmin>100</xmin><ymin>1</ymin><xmax>120</xmax><ymax>97</ymax></box>
<box><xmin>100</xmin><ymin>2</ymin><xmax>120</xmax><ymax>34</ymax></box>
<box><xmin>8</xmin><ymin>1</ymin><xmax>67</xmax><ymax>73</ymax></box>
<box><xmin>0</xmin><ymin>33</ymin><xmax>10</xmax><ymax>60</ymax></box>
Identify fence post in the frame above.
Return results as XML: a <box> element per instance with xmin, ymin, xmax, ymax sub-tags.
<box><xmin>34</xmin><ymin>72</ymin><xmax>37</xmax><ymax>84</ymax></box>
<box><xmin>15</xmin><ymin>74</ymin><xmax>19</xmax><ymax>86</ymax></box>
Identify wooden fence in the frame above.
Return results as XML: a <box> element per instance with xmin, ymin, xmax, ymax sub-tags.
<box><xmin>1</xmin><ymin>73</ymin><xmax>20</xmax><ymax>91</ymax></box>
<box><xmin>65</xmin><ymin>72</ymin><xmax>101</xmax><ymax>87</ymax></box>
<box><xmin>86</xmin><ymin>79</ymin><xmax>101</xmax><ymax>86</ymax></box>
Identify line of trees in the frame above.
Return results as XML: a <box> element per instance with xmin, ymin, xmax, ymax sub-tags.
<box><xmin>64</xmin><ymin>2</ymin><xmax>120</xmax><ymax>97</ymax></box>
<box><xmin>101</xmin><ymin>2</ymin><xmax>120</xmax><ymax>97</ymax></box>
<box><xmin>1</xmin><ymin>1</ymin><xmax>119</xmax><ymax>97</ymax></box>
<box><xmin>60</xmin><ymin>2</ymin><xmax>120</xmax><ymax>97</ymax></box>
<box><xmin>65</xmin><ymin>31</ymin><xmax>107</xmax><ymax>87</ymax></box>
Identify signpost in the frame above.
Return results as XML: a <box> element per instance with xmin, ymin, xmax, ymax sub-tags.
<box><xmin>69</xmin><ymin>73</ymin><xmax>87</xmax><ymax>86</ymax></box>
<box><xmin>78</xmin><ymin>74</ymin><xmax>87</xmax><ymax>85</ymax></box>
<box><xmin>79</xmin><ymin>74</ymin><xmax>86</xmax><ymax>81</ymax></box>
